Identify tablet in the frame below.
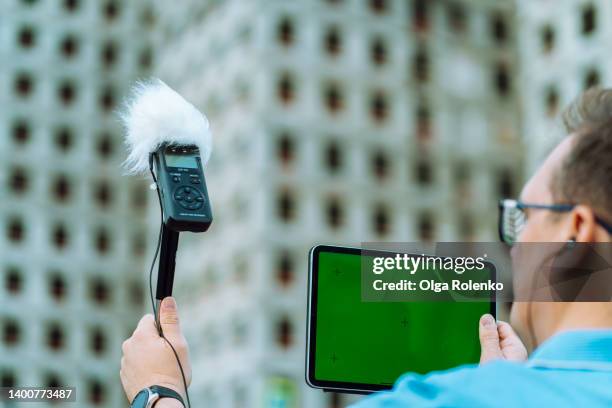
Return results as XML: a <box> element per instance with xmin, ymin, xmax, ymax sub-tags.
<box><xmin>306</xmin><ymin>245</ymin><xmax>495</xmax><ymax>393</ymax></box>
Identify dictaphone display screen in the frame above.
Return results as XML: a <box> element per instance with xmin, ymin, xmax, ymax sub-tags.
<box><xmin>306</xmin><ymin>245</ymin><xmax>495</xmax><ymax>393</ymax></box>
<box><xmin>165</xmin><ymin>152</ymin><xmax>199</xmax><ymax>169</ymax></box>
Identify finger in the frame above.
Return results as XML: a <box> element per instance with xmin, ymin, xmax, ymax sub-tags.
<box><xmin>159</xmin><ymin>297</ymin><xmax>181</xmax><ymax>338</ymax></box>
<box><xmin>133</xmin><ymin>314</ymin><xmax>157</xmax><ymax>337</ymax></box>
<box><xmin>497</xmin><ymin>321</ymin><xmax>528</xmax><ymax>362</ymax></box>
<box><xmin>479</xmin><ymin>314</ymin><xmax>503</xmax><ymax>364</ymax></box>
<box><xmin>121</xmin><ymin>339</ymin><xmax>130</xmax><ymax>354</ymax></box>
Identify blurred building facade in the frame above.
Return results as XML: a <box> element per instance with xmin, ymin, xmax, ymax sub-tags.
<box><xmin>0</xmin><ymin>0</ymin><xmax>156</xmax><ymax>406</ymax></box>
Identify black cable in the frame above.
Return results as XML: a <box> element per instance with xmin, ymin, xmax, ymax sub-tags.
<box><xmin>148</xmin><ymin>156</ymin><xmax>191</xmax><ymax>408</ymax></box>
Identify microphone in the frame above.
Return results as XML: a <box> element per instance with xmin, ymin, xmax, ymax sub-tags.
<box><xmin>120</xmin><ymin>78</ymin><xmax>213</xmax><ymax>326</ymax></box>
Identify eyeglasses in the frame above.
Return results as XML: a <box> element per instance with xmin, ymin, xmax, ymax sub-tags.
<box><xmin>498</xmin><ymin>199</ymin><xmax>612</xmax><ymax>245</ymax></box>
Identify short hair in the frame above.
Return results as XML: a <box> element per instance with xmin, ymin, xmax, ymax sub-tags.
<box><xmin>553</xmin><ymin>87</ymin><xmax>612</xmax><ymax>221</ymax></box>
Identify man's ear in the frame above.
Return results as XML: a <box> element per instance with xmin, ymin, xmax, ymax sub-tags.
<box><xmin>570</xmin><ymin>205</ymin><xmax>597</xmax><ymax>243</ymax></box>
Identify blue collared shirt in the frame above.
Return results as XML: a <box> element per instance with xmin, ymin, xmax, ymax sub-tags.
<box><xmin>351</xmin><ymin>330</ymin><xmax>612</xmax><ymax>408</ymax></box>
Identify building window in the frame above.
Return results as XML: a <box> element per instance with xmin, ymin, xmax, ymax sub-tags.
<box><xmin>48</xmin><ymin>272</ymin><xmax>67</xmax><ymax>301</ymax></box>
<box><xmin>494</xmin><ymin>63</ymin><xmax>511</xmax><ymax>98</ymax></box>
<box><xmin>276</xmin><ymin>317</ymin><xmax>293</xmax><ymax>349</ymax></box>
<box><xmin>371</xmin><ymin>149</ymin><xmax>389</xmax><ymax>180</ymax></box>
<box><xmin>373</xmin><ymin>204</ymin><xmax>390</xmax><ymax>236</ymax></box>
<box><xmin>1</xmin><ymin>369</ymin><xmax>16</xmax><ymax>387</ymax></box>
<box><xmin>45</xmin><ymin>373</ymin><xmax>63</xmax><ymax>388</ymax></box>
<box><xmin>329</xmin><ymin>392</ymin><xmax>344</xmax><ymax>408</ymax></box>
<box><xmin>101</xmin><ymin>41</ymin><xmax>118</xmax><ymax>67</ymax></box>
<box><xmin>5</xmin><ymin>267</ymin><xmax>23</xmax><ymax>294</ymax></box>
<box><xmin>459</xmin><ymin>213</ymin><xmax>475</xmax><ymax>241</ymax></box>
<box><xmin>545</xmin><ymin>87</ymin><xmax>559</xmax><ymax>117</ymax></box>
<box><xmin>370</xmin><ymin>91</ymin><xmax>388</xmax><ymax>123</ymax></box>
<box><xmin>277</xmin><ymin>131</ymin><xmax>295</xmax><ymax>166</ymax></box>
<box><xmin>447</xmin><ymin>2</ymin><xmax>467</xmax><ymax>32</ymax></box>
<box><xmin>96</xmin><ymin>132</ymin><xmax>114</xmax><ymax>159</ymax></box>
<box><xmin>490</xmin><ymin>12</ymin><xmax>508</xmax><ymax>44</ymax></box>
<box><xmin>541</xmin><ymin>25</ymin><xmax>555</xmax><ymax>53</ymax></box>
<box><xmin>277</xmin><ymin>190</ymin><xmax>296</xmax><ymax>222</ymax></box>
<box><xmin>129</xmin><ymin>281</ymin><xmax>144</xmax><ymax>307</ymax></box>
<box><xmin>132</xmin><ymin>232</ymin><xmax>146</xmax><ymax>258</ymax></box>
<box><xmin>7</xmin><ymin>217</ymin><xmax>25</xmax><ymax>244</ymax></box>
<box><xmin>497</xmin><ymin>169</ymin><xmax>515</xmax><ymax>198</ymax></box>
<box><xmin>415</xmin><ymin>160</ymin><xmax>433</xmax><ymax>185</ymax></box>
<box><xmin>12</xmin><ymin>120</ymin><xmax>31</xmax><ymax>145</ymax></box>
<box><xmin>103</xmin><ymin>0</ymin><xmax>120</xmax><ymax>21</ymax></box>
<box><xmin>94</xmin><ymin>227</ymin><xmax>111</xmax><ymax>254</ymax></box>
<box><xmin>581</xmin><ymin>4</ymin><xmax>596</xmax><ymax>35</ymax></box>
<box><xmin>277</xmin><ymin>73</ymin><xmax>295</xmax><ymax>105</ymax></box>
<box><xmin>88</xmin><ymin>379</ymin><xmax>106</xmax><ymax>405</ymax></box>
<box><xmin>584</xmin><ymin>68</ymin><xmax>600</xmax><ymax>89</ymax></box>
<box><xmin>412</xmin><ymin>0</ymin><xmax>429</xmax><ymax>32</ymax></box>
<box><xmin>277</xmin><ymin>16</ymin><xmax>294</xmax><ymax>46</ymax></box>
<box><xmin>52</xmin><ymin>174</ymin><xmax>71</xmax><ymax>202</ymax></box>
<box><xmin>46</xmin><ymin>323</ymin><xmax>65</xmax><ymax>351</ymax></box>
<box><xmin>370</xmin><ymin>36</ymin><xmax>387</xmax><ymax>66</ymax></box>
<box><xmin>14</xmin><ymin>72</ymin><xmax>34</xmax><ymax>98</ymax></box>
<box><xmin>99</xmin><ymin>85</ymin><xmax>116</xmax><ymax>112</ymax></box>
<box><xmin>324</xmin><ymin>83</ymin><xmax>344</xmax><ymax>113</ymax></box>
<box><xmin>326</xmin><ymin>197</ymin><xmax>344</xmax><ymax>229</ymax></box>
<box><xmin>276</xmin><ymin>251</ymin><xmax>294</xmax><ymax>287</ymax></box>
<box><xmin>369</xmin><ymin>0</ymin><xmax>387</xmax><ymax>14</ymax></box>
<box><xmin>54</xmin><ymin>126</ymin><xmax>73</xmax><ymax>152</ymax></box>
<box><xmin>94</xmin><ymin>180</ymin><xmax>113</xmax><ymax>208</ymax></box>
<box><xmin>17</xmin><ymin>25</ymin><xmax>36</xmax><ymax>49</ymax></box>
<box><xmin>9</xmin><ymin>166</ymin><xmax>29</xmax><ymax>194</ymax></box>
<box><xmin>139</xmin><ymin>47</ymin><xmax>153</xmax><ymax>70</ymax></box>
<box><xmin>3</xmin><ymin>319</ymin><xmax>21</xmax><ymax>346</ymax></box>
<box><xmin>63</xmin><ymin>0</ymin><xmax>80</xmax><ymax>12</ymax></box>
<box><xmin>413</xmin><ymin>46</ymin><xmax>429</xmax><ymax>83</ymax></box>
<box><xmin>60</xmin><ymin>34</ymin><xmax>79</xmax><ymax>58</ymax></box>
<box><xmin>52</xmin><ymin>223</ymin><xmax>68</xmax><ymax>249</ymax></box>
<box><xmin>131</xmin><ymin>184</ymin><xmax>148</xmax><ymax>210</ymax></box>
<box><xmin>324</xmin><ymin>140</ymin><xmax>343</xmax><ymax>173</ymax></box>
<box><xmin>90</xmin><ymin>276</ymin><xmax>111</xmax><ymax>304</ymax></box>
<box><xmin>90</xmin><ymin>327</ymin><xmax>107</xmax><ymax>355</ymax></box>
<box><xmin>58</xmin><ymin>80</ymin><xmax>77</xmax><ymax>106</ymax></box>
<box><xmin>418</xmin><ymin>212</ymin><xmax>435</xmax><ymax>241</ymax></box>
<box><xmin>324</xmin><ymin>26</ymin><xmax>342</xmax><ymax>56</ymax></box>
<box><xmin>416</xmin><ymin>105</ymin><xmax>431</xmax><ymax>140</ymax></box>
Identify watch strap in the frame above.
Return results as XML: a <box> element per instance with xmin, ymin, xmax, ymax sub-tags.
<box><xmin>149</xmin><ymin>385</ymin><xmax>184</xmax><ymax>407</ymax></box>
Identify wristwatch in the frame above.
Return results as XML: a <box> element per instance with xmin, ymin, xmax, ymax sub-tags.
<box><xmin>131</xmin><ymin>385</ymin><xmax>184</xmax><ymax>408</ymax></box>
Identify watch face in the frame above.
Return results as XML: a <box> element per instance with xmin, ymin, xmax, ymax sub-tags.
<box><xmin>131</xmin><ymin>390</ymin><xmax>150</xmax><ymax>408</ymax></box>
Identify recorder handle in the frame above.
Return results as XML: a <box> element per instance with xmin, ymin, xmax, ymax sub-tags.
<box><xmin>156</xmin><ymin>224</ymin><xmax>180</xmax><ymax>301</ymax></box>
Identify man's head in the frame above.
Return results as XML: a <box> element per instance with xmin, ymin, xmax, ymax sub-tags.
<box><xmin>510</xmin><ymin>87</ymin><xmax>612</xmax><ymax>347</ymax></box>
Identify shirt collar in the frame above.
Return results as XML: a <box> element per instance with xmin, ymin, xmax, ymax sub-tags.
<box><xmin>528</xmin><ymin>329</ymin><xmax>612</xmax><ymax>370</ymax></box>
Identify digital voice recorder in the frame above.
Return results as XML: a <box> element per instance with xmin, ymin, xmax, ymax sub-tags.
<box><xmin>150</xmin><ymin>143</ymin><xmax>213</xmax><ymax>303</ymax></box>
<box><xmin>152</xmin><ymin>143</ymin><xmax>213</xmax><ymax>232</ymax></box>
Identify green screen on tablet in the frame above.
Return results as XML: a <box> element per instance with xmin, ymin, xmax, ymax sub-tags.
<box><xmin>307</xmin><ymin>246</ymin><xmax>495</xmax><ymax>392</ymax></box>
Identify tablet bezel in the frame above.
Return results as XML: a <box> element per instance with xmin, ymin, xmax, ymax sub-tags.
<box><xmin>305</xmin><ymin>244</ymin><xmax>497</xmax><ymax>394</ymax></box>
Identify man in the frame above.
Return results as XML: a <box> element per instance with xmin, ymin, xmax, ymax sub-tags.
<box><xmin>120</xmin><ymin>88</ymin><xmax>612</xmax><ymax>407</ymax></box>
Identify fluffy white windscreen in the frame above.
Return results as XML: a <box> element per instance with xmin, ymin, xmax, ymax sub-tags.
<box><xmin>120</xmin><ymin>78</ymin><xmax>212</xmax><ymax>175</ymax></box>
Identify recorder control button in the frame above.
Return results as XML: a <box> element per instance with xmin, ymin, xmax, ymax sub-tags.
<box><xmin>190</xmin><ymin>177</ymin><xmax>201</xmax><ymax>184</ymax></box>
<box><xmin>172</xmin><ymin>176</ymin><xmax>181</xmax><ymax>183</ymax></box>
<box><xmin>174</xmin><ymin>186</ymin><xmax>204</xmax><ymax>210</ymax></box>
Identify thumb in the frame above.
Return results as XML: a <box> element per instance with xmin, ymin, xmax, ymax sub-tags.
<box><xmin>479</xmin><ymin>314</ymin><xmax>502</xmax><ymax>364</ymax></box>
<box><xmin>497</xmin><ymin>321</ymin><xmax>528</xmax><ymax>362</ymax></box>
<box><xmin>159</xmin><ymin>297</ymin><xmax>181</xmax><ymax>338</ymax></box>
